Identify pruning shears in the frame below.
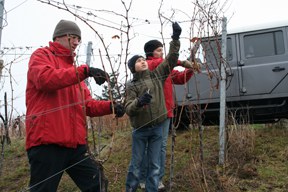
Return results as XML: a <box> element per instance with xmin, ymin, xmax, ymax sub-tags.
<box><xmin>143</xmin><ymin>89</ymin><xmax>150</xmax><ymax>109</ymax></box>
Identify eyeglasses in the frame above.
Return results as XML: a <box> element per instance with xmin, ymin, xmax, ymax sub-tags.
<box><xmin>67</xmin><ymin>34</ymin><xmax>81</xmax><ymax>43</ymax></box>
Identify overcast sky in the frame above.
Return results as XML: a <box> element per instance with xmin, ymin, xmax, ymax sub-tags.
<box><xmin>1</xmin><ymin>0</ymin><xmax>288</xmax><ymax>115</ymax></box>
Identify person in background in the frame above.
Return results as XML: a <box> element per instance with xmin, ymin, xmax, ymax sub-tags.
<box><xmin>124</xmin><ymin>22</ymin><xmax>195</xmax><ymax>192</ymax></box>
<box><xmin>25</xmin><ymin>19</ymin><xmax>125</xmax><ymax>192</ymax></box>
<box><xmin>139</xmin><ymin>39</ymin><xmax>196</xmax><ymax>190</ymax></box>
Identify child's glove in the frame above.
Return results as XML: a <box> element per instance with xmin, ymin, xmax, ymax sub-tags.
<box><xmin>137</xmin><ymin>92</ymin><xmax>152</xmax><ymax>107</ymax></box>
<box><xmin>171</xmin><ymin>22</ymin><xmax>182</xmax><ymax>40</ymax></box>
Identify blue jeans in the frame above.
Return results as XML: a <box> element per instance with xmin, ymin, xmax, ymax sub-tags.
<box><xmin>139</xmin><ymin>118</ymin><xmax>171</xmax><ymax>183</ymax></box>
<box><xmin>125</xmin><ymin>120</ymin><xmax>167</xmax><ymax>192</ymax></box>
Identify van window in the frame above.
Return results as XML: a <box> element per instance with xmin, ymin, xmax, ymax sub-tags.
<box><xmin>244</xmin><ymin>31</ymin><xmax>285</xmax><ymax>58</ymax></box>
<box><xmin>201</xmin><ymin>38</ymin><xmax>233</xmax><ymax>65</ymax></box>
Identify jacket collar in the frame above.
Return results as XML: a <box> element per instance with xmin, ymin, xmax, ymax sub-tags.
<box><xmin>48</xmin><ymin>41</ymin><xmax>75</xmax><ymax>64</ymax></box>
<box><xmin>132</xmin><ymin>70</ymin><xmax>150</xmax><ymax>82</ymax></box>
<box><xmin>147</xmin><ymin>56</ymin><xmax>163</xmax><ymax>61</ymax></box>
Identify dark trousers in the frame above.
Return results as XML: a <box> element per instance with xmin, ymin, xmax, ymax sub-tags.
<box><xmin>27</xmin><ymin>144</ymin><xmax>107</xmax><ymax>192</ymax></box>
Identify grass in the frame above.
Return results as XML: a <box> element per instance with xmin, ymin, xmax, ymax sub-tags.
<box><xmin>0</xmin><ymin>117</ymin><xmax>288</xmax><ymax>192</ymax></box>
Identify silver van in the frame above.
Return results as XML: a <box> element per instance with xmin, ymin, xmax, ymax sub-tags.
<box><xmin>174</xmin><ymin>21</ymin><xmax>288</xmax><ymax>126</ymax></box>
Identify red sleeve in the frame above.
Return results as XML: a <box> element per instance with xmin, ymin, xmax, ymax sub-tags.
<box><xmin>170</xmin><ymin>68</ymin><xmax>194</xmax><ymax>85</ymax></box>
<box><xmin>83</xmin><ymin>82</ymin><xmax>112</xmax><ymax>117</ymax></box>
<box><xmin>29</xmin><ymin>49</ymin><xmax>88</xmax><ymax>91</ymax></box>
<box><xmin>148</xmin><ymin>58</ymin><xmax>185</xmax><ymax>71</ymax></box>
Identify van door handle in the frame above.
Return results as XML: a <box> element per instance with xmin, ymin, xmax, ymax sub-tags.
<box><xmin>272</xmin><ymin>67</ymin><xmax>285</xmax><ymax>72</ymax></box>
<box><xmin>238</xmin><ymin>60</ymin><xmax>245</xmax><ymax>66</ymax></box>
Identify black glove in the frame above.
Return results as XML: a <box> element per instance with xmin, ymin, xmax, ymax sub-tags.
<box><xmin>171</xmin><ymin>22</ymin><xmax>182</xmax><ymax>40</ymax></box>
<box><xmin>88</xmin><ymin>67</ymin><xmax>109</xmax><ymax>85</ymax></box>
<box><xmin>137</xmin><ymin>92</ymin><xmax>152</xmax><ymax>107</ymax></box>
<box><xmin>112</xmin><ymin>103</ymin><xmax>125</xmax><ymax>117</ymax></box>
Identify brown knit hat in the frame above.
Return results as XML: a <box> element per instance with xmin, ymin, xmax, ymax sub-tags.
<box><xmin>52</xmin><ymin>20</ymin><xmax>81</xmax><ymax>41</ymax></box>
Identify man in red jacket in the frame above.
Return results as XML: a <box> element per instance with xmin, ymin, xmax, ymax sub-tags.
<box><xmin>25</xmin><ymin>19</ymin><xmax>125</xmax><ymax>192</ymax></box>
<box><xmin>139</xmin><ymin>39</ymin><xmax>195</xmax><ymax>190</ymax></box>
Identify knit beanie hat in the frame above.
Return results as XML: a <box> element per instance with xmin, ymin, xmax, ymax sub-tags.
<box><xmin>128</xmin><ymin>55</ymin><xmax>144</xmax><ymax>73</ymax></box>
<box><xmin>144</xmin><ymin>40</ymin><xmax>163</xmax><ymax>58</ymax></box>
<box><xmin>52</xmin><ymin>20</ymin><xmax>81</xmax><ymax>41</ymax></box>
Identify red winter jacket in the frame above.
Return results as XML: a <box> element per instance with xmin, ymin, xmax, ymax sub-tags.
<box><xmin>147</xmin><ymin>56</ymin><xmax>193</xmax><ymax>117</ymax></box>
<box><xmin>25</xmin><ymin>42</ymin><xmax>112</xmax><ymax>150</ymax></box>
